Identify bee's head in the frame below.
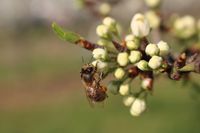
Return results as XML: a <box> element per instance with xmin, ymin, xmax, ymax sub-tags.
<box><xmin>81</xmin><ymin>64</ymin><xmax>96</xmax><ymax>75</ymax></box>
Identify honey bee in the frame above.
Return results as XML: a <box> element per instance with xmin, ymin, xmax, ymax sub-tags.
<box><xmin>80</xmin><ymin>63</ymin><xmax>107</xmax><ymax>105</ymax></box>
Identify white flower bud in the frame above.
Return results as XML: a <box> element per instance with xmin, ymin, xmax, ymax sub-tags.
<box><xmin>137</xmin><ymin>60</ymin><xmax>149</xmax><ymax>71</ymax></box>
<box><xmin>123</xmin><ymin>96</ymin><xmax>135</xmax><ymax>107</ymax></box>
<box><xmin>145</xmin><ymin>43</ymin><xmax>159</xmax><ymax>56</ymax></box>
<box><xmin>117</xmin><ymin>52</ymin><xmax>129</xmax><ymax>66</ymax></box>
<box><xmin>103</xmin><ymin>17</ymin><xmax>116</xmax><ymax>27</ymax></box>
<box><xmin>173</xmin><ymin>15</ymin><xmax>196</xmax><ymax>39</ymax></box>
<box><xmin>119</xmin><ymin>84</ymin><xmax>130</xmax><ymax>96</ymax></box>
<box><xmin>92</xmin><ymin>60</ymin><xmax>108</xmax><ymax>71</ymax></box>
<box><xmin>114</xmin><ymin>68</ymin><xmax>125</xmax><ymax>79</ymax></box>
<box><xmin>92</xmin><ymin>48</ymin><xmax>107</xmax><ymax>60</ymax></box>
<box><xmin>131</xmin><ymin>13</ymin><xmax>150</xmax><ymax>38</ymax></box>
<box><xmin>96</xmin><ymin>24</ymin><xmax>109</xmax><ymax>38</ymax></box>
<box><xmin>126</xmin><ymin>41</ymin><xmax>139</xmax><ymax>50</ymax></box>
<box><xmin>141</xmin><ymin>78</ymin><xmax>153</xmax><ymax>90</ymax></box>
<box><xmin>144</xmin><ymin>0</ymin><xmax>161</xmax><ymax>8</ymax></box>
<box><xmin>125</xmin><ymin>34</ymin><xmax>135</xmax><ymax>41</ymax></box>
<box><xmin>157</xmin><ymin>41</ymin><xmax>170</xmax><ymax>56</ymax></box>
<box><xmin>130</xmin><ymin>98</ymin><xmax>146</xmax><ymax>117</ymax></box>
<box><xmin>148</xmin><ymin>55</ymin><xmax>163</xmax><ymax>69</ymax></box>
<box><xmin>145</xmin><ymin>10</ymin><xmax>161</xmax><ymax>29</ymax></box>
<box><xmin>99</xmin><ymin>2</ymin><xmax>111</xmax><ymax>16</ymax></box>
<box><xmin>129</xmin><ymin>50</ymin><xmax>142</xmax><ymax>64</ymax></box>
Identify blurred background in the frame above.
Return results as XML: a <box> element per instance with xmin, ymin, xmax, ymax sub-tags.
<box><xmin>0</xmin><ymin>0</ymin><xmax>200</xmax><ymax>133</ymax></box>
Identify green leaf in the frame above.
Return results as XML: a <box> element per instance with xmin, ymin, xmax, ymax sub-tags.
<box><xmin>52</xmin><ymin>22</ymin><xmax>81</xmax><ymax>43</ymax></box>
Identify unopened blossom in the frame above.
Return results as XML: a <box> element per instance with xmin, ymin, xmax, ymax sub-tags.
<box><xmin>157</xmin><ymin>41</ymin><xmax>170</xmax><ymax>56</ymax></box>
<box><xmin>145</xmin><ymin>43</ymin><xmax>159</xmax><ymax>56</ymax></box>
<box><xmin>129</xmin><ymin>50</ymin><xmax>142</xmax><ymax>64</ymax></box>
<box><xmin>148</xmin><ymin>55</ymin><xmax>163</xmax><ymax>69</ymax></box>
<box><xmin>117</xmin><ymin>52</ymin><xmax>129</xmax><ymax>66</ymax></box>
<box><xmin>131</xmin><ymin>13</ymin><xmax>150</xmax><ymax>38</ymax></box>
<box><xmin>130</xmin><ymin>98</ymin><xmax>146</xmax><ymax>116</ymax></box>
<box><xmin>119</xmin><ymin>84</ymin><xmax>130</xmax><ymax>96</ymax></box>
<box><xmin>103</xmin><ymin>17</ymin><xmax>116</xmax><ymax>27</ymax></box>
<box><xmin>137</xmin><ymin>60</ymin><xmax>149</xmax><ymax>71</ymax></box>
<box><xmin>96</xmin><ymin>24</ymin><xmax>110</xmax><ymax>38</ymax></box>
<box><xmin>92</xmin><ymin>48</ymin><xmax>108</xmax><ymax>60</ymax></box>
<box><xmin>145</xmin><ymin>10</ymin><xmax>161</xmax><ymax>29</ymax></box>
<box><xmin>141</xmin><ymin>78</ymin><xmax>153</xmax><ymax>90</ymax></box>
<box><xmin>173</xmin><ymin>15</ymin><xmax>196</xmax><ymax>39</ymax></box>
<box><xmin>92</xmin><ymin>60</ymin><xmax>108</xmax><ymax>71</ymax></box>
<box><xmin>114</xmin><ymin>67</ymin><xmax>125</xmax><ymax>79</ymax></box>
<box><xmin>123</xmin><ymin>96</ymin><xmax>135</xmax><ymax>107</ymax></box>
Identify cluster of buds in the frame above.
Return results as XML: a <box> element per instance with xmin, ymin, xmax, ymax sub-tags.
<box><xmin>52</xmin><ymin>0</ymin><xmax>200</xmax><ymax>117</ymax></box>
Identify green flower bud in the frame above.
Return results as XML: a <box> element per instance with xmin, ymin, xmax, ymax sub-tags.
<box><xmin>117</xmin><ymin>52</ymin><xmax>129</xmax><ymax>66</ymax></box>
<box><xmin>119</xmin><ymin>84</ymin><xmax>130</xmax><ymax>96</ymax></box>
<box><xmin>129</xmin><ymin>50</ymin><xmax>142</xmax><ymax>64</ymax></box>
<box><xmin>114</xmin><ymin>67</ymin><xmax>125</xmax><ymax>80</ymax></box>
<box><xmin>157</xmin><ymin>41</ymin><xmax>170</xmax><ymax>56</ymax></box>
<box><xmin>137</xmin><ymin>60</ymin><xmax>149</xmax><ymax>71</ymax></box>
<box><xmin>145</xmin><ymin>43</ymin><xmax>159</xmax><ymax>56</ymax></box>
<box><xmin>148</xmin><ymin>55</ymin><xmax>163</xmax><ymax>69</ymax></box>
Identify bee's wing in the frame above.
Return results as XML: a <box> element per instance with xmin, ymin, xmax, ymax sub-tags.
<box><xmin>81</xmin><ymin>80</ymin><xmax>95</xmax><ymax>108</ymax></box>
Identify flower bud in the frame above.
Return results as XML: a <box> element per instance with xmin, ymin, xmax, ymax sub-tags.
<box><xmin>96</xmin><ymin>24</ymin><xmax>110</xmax><ymax>38</ymax></box>
<box><xmin>92</xmin><ymin>48</ymin><xmax>108</xmax><ymax>60</ymax></box>
<box><xmin>117</xmin><ymin>52</ymin><xmax>129</xmax><ymax>66</ymax></box>
<box><xmin>123</xmin><ymin>96</ymin><xmax>135</xmax><ymax>107</ymax></box>
<box><xmin>145</xmin><ymin>10</ymin><xmax>161</xmax><ymax>29</ymax></box>
<box><xmin>145</xmin><ymin>43</ymin><xmax>159</xmax><ymax>56</ymax></box>
<box><xmin>103</xmin><ymin>17</ymin><xmax>116</xmax><ymax>27</ymax></box>
<box><xmin>92</xmin><ymin>60</ymin><xmax>108</xmax><ymax>71</ymax></box>
<box><xmin>173</xmin><ymin>15</ymin><xmax>196</xmax><ymax>39</ymax></box>
<box><xmin>99</xmin><ymin>2</ymin><xmax>111</xmax><ymax>16</ymax></box>
<box><xmin>137</xmin><ymin>60</ymin><xmax>149</xmax><ymax>71</ymax></box>
<box><xmin>157</xmin><ymin>41</ymin><xmax>170</xmax><ymax>56</ymax></box>
<box><xmin>126</xmin><ymin>40</ymin><xmax>140</xmax><ymax>50</ymax></box>
<box><xmin>144</xmin><ymin>0</ymin><xmax>161</xmax><ymax>8</ymax></box>
<box><xmin>119</xmin><ymin>84</ymin><xmax>130</xmax><ymax>96</ymax></box>
<box><xmin>148</xmin><ymin>55</ymin><xmax>163</xmax><ymax>69</ymax></box>
<box><xmin>141</xmin><ymin>78</ymin><xmax>153</xmax><ymax>90</ymax></box>
<box><xmin>130</xmin><ymin>98</ymin><xmax>146</xmax><ymax>117</ymax></box>
<box><xmin>125</xmin><ymin>34</ymin><xmax>135</xmax><ymax>42</ymax></box>
<box><xmin>131</xmin><ymin>13</ymin><xmax>150</xmax><ymax>38</ymax></box>
<box><xmin>129</xmin><ymin>50</ymin><xmax>142</xmax><ymax>64</ymax></box>
<box><xmin>114</xmin><ymin>68</ymin><xmax>125</xmax><ymax>79</ymax></box>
